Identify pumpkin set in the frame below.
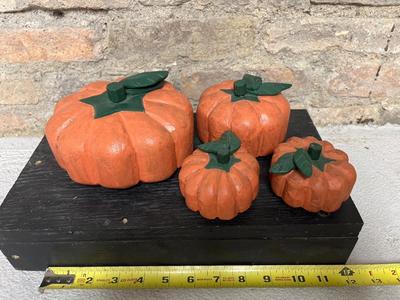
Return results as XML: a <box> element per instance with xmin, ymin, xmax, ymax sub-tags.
<box><xmin>45</xmin><ymin>71</ymin><xmax>356</xmax><ymax>220</ymax></box>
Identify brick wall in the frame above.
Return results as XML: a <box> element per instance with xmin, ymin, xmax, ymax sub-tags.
<box><xmin>0</xmin><ymin>0</ymin><xmax>399</xmax><ymax>135</ymax></box>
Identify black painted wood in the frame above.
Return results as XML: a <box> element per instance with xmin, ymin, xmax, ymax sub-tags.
<box><xmin>0</xmin><ymin>110</ymin><xmax>363</xmax><ymax>270</ymax></box>
<box><xmin>2</xmin><ymin>238</ymin><xmax>358</xmax><ymax>271</ymax></box>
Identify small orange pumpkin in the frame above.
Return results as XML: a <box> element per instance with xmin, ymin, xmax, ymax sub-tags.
<box><xmin>179</xmin><ymin>131</ymin><xmax>259</xmax><ymax>220</ymax></box>
<box><xmin>45</xmin><ymin>71</ymin><xmax>193</xmax><ymax>189</ymax></box>
<box><xmin>269</xmin><ymin>136</ymin><xmax>357</xmax><ymax>213</ymax></box>
<box><xmin>197</xmin><ymin>74</ymin><xmax>291</xmax><ymax>157</ymax></box>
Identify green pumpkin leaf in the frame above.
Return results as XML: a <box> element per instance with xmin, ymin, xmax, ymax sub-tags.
<box><xmin>125</xmin><ymin>81</ymin><xmax>164</xmax><ymax>96</ymax></box>
<box><xmin>198</xmin><ymin>131</ymin><xmax>241</xmax><ymax>155</ymax></box>
<box><xmin>270</xmin><ymin>143</ymin><xmax>335</xmax><ymax>177</ymax></box>
<box><xmin>198</xmin><ymin>131</ymin><xmax>242</xmax><ymax>172</ymax></box>
<box><xmin>270</xmin><ymin>153</ymin><xmax>295</xmax><ymax>174</ymax></box>
<box><xmin>81</xmin><ymin>93</ymin><xmax>145</xmax><ymax>119</ymax></box>
<box><xmin>205</xmin><ymin>153</ymin><xmax>241</xmax><ymax>172</ymax></box>
<box><xmin>221</xmin><ymin>74</ymin><xmax>291</xmax><ymax>101</ymax></box>
<box><xmin>122</xmin><ymin>71</ymin><xmax>168</xmax><ymax>89</ymax></box>
<box><xmin>221</xmin><ymin>89</ymin><xmax>260</xmax><ymax>102</ymax></box>
<box><xmin>219</xmin><ymin>131</ymin><xmax>241</xmax><ymax>154</ymax></box>
<box><xmin>293</xmin><ymin>148</ymin><xmax>313</xmax><ymax>178</ymax></box>
<box><xmin>312</xmin><ymin>155</ymin><xmax>335</xmax><ymax>171</ymax></box>
<box><xmin>306</xmin><ymin>143</ymin><xmax>335</xmax><ymax>171</ymax></box>
<box><xmin>252</xmin><ymin>82</ymin><xmax>292</xmax><ymax>96</ymax></box>
<box><xmin>81</xmin><ymin>71</ymin><xmax>167</xmax><ymax>119</ymax></box>
<box><xmin>242</xmin><ymin>74</ymin><xmax>262</xmax><ymax>91</ymax></box>
<box><xmin>198</xmin><ymin>140</ymin><xmax>223</xmax><ymax>154</ymax></box>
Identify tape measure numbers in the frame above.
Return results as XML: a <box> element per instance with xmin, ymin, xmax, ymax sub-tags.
<box><xmin>40</xmin><ymin>264</ymin><xmax>400</xmax><ymax>290</ymax></box>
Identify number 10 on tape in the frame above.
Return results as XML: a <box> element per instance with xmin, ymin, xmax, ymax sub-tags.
<box><xmin>40</xmin><ymin>264</ymin><xmax>400</xmax><ymax>290</ymax></box>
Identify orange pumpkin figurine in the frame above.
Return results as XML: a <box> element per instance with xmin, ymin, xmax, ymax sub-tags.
<box><xmin>269</xmin><ymin>136</ymin><xmax>357</xmax><ymax>213</ymax></box>
<box><xmin>179</xmin><ymin>131</ymin><xmax>259</xmax><ymax>220</ymax></box>
<box><xmin>45</xmin><ymin>71</ymin><xmax>193</xmax><ymax>189</ymax></box>
<box><xmin>197</xmin><ymin>74</ymin><xmax>291</xmax><ymax>157</ymax></box>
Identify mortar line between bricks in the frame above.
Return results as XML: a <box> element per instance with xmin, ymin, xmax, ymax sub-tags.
<box><xmin>0</xmin><ymin>0</ymin><xmax>193</xmax><ymax>14</ymax></box>
<box><xmin>309</xmin><ymin>1</ymin><xmax>400</xmax><ymax>8</ymax></box>
<box><xmin>1</xmin><ymin>5</ymin><xmax>115</xmax><ymax>14</ymax></box>
<box><xmin>368</xmin><ymin>23</ymin><xmax>396</xmax><ymax>99</ymax></box>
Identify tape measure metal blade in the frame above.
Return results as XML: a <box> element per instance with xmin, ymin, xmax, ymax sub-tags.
<box><xmin>39</xmin><ymin>264</ymin><xmax>400</xmax><ymax>291</ymax></box>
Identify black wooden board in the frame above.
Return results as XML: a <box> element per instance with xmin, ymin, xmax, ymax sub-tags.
<box><xmin>0</xmin><ymin>110</ymin><xmax>363</xmax><ymax>270</ymax></box>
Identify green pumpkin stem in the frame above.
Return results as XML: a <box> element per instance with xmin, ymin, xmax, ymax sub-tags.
<box><xmin>308</xmin><ymin>143</ymin><xmax>322</xmax><ymax>160</ymax></box>
<box><xmin>242</xmin><ymin>74</ymin><xmax>262</xmax><ymax>91</ymax></box>
<box><xmin>222</xmin><ymin>73</ymin><xmax>292</xmax><ymax>102</ymax></box>
<box><xmin>81</xmin><ymin>71</ymin><xmax>168</xmax><ymax>118</ymax></box>
<box><xmin>197</xmin><ymin>131</ymin><xmax>241</xmax><ymax>172</ymax></box>
<box><xmin>217</xmin><ymin>147</ymin><xmax>230</xmax><ymax>164</ymax></box>
<box><xmin>234</xmin><ymin>80</ymin><xmax>247</xmax><ymax>96</ymax></box>
<box><xmin>271</xmin><ymin>142</ymin><xmax>335</xmax><ymax>177</ymax></box>
<box><xmin>107</xmin><ymin>82</ymin><xmax>127</xmax><ymax>103</ymax></box>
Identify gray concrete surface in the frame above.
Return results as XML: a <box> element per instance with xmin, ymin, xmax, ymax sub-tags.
<box><xmin>0</xmin><ymin>125</ymin><xmax>399</xmax><ymax>299</ymax></box>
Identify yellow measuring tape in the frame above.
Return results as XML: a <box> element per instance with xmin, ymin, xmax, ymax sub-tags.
<box><xmin>40</xmin><ymin>264</ymin><xmax>400</xmax><ymax>291</ymax></box>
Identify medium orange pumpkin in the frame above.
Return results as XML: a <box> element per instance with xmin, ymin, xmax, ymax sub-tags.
<box><xmin>179</xmin><ymin>131</ymin><xmax>259</xmax><ymax>220</ymax></box>
<box><xmin>197</xmin><ymin>74</ymin><xmax>291</xmax><ymax>157</ymax></box>
<box><xmin>269</xmin><ymin>136</ymin><xmax>357</xmax><ymax>213</ymax></box>
<box><xmin>45</xmin><ymin>71</ymin><xmax>193</xmax><ymax>189</ymax></box>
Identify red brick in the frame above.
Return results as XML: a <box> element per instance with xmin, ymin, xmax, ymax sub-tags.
<box><xmin>328</xmin><ymin>65</ymin><xmax>379</xmax><ymax>98</ymax></box>
<box><xmin>0</xmin><ymin>28</ymin><xmax>95</xmax><ymax>63</ymax></box>
<box><xmin>0</xmin><ymin>112</ymin><xmax>28</xmax><ymax>135</ymax></box>
<box><xmin>0</xmin><ymin>79</ymin><xmax>41</xmax><ymax>105</ymax></box>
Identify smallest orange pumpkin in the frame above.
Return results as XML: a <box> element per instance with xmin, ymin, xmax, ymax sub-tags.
<box><xmin>269</xmin><ymin>136</ymin><xmax>357</xmax><ymax>213</ymax></box>
<box><xmin>179</xmin><ymin>131</ymin><xmax>259</xmax><ymax>220</ymax></box>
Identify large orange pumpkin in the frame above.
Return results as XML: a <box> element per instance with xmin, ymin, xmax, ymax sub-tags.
<box><xmin>197</xmin><ymin>74</ymin><xmax>291</xmax><ymax>157</ymax></box>
<box><xmin>45</xmin><ymin>71</ymin><xmax>193</xmax><ymax>189</ymax></box>
<box><xmin>269</xmin><ymin>136</ymin><xmax>357</xmax><ymax>213</ymax></box>
<box><xmin>179</xmin><ymin>131</ymin><xmax>259</xmax><ymax>220</ymax></box>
